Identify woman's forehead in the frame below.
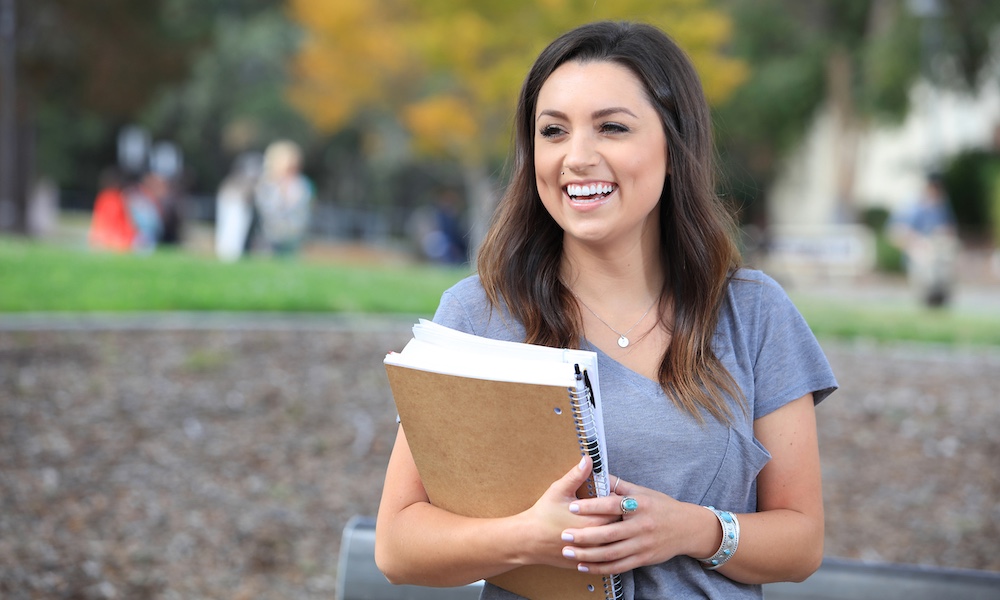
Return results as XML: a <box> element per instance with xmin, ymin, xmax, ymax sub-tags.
<box><xmin>535</xmin><ymin>60</ymin><xmax>652</xmax><ymax>117</ymax></box>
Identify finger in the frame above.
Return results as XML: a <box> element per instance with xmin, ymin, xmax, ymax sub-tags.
<box><xmin>565</xmin><ymin>539</ymin><xmax>639</xmax><ymax>574</ymax></box>
<box><xmin>556</xmin><ymin>455</ymin><xmax>593</xmax><ymax>501</ymax></box>
<box><xmin>569</xmin><ymin>493</ymin><xmax>637</xmax><ymax>517</ymax></box>
<box><xmin>575</xmin><ymin>556</ymin><xmax>637</xmax><ymax>576</ymax></box>
<box><xmin>562</xmin><ymin>516</ymin><xmax>630</xmax><ymax>547</ymax></box>
<box><xmin>609</xmin><ymin>475</ymin><xmax>636</xmax><ymax>496</ymax></box>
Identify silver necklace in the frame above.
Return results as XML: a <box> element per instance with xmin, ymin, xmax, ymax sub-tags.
<box><xmin>572</xmin><ymin>292</ymin><xmax>657</xmax><ymax>348</ymax></box>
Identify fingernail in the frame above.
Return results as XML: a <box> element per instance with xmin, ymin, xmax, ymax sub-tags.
<box><xmin>561</xmin><ymin>532</ymin><xmax>574</xmax><ymax>542</ymax></box>
<box><xmin>578</xmin><ymin>564</ymin><xmax>589</xmax><ymax>573</ymax></box>
<box><xmin>562</xmin><ymin>548</ymin><xmax>576</xmax><ymax>559</ymax></box>
<box><xmin>569</xmin><ymin>503</ymin><xmax>580</xmax><ymax>514</ymax></box>
<box><xmin>578</xmin><ymin>456</ymin><xmax>587</xmax><ymax>470</ymax></box>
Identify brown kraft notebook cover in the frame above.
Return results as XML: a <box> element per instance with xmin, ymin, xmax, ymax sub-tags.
<box><xmin>384</xmin><ymin>363</ymin><xmax>621</xmax><ymax>600</ymax></box>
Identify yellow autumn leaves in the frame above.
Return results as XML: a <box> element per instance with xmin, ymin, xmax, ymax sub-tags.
<box><xmin>286</xmin><ymin>0</ymin><xmax>748</xmax><ymax>164</ymax></box>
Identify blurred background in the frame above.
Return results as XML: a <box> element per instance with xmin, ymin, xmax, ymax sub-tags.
<box><xmin>0</xmin><ymin>0</ymin><xmax>998</xmax><ymax>288</ymax></box>
<box><xmin>2</xmin><ymin>1</ymin><xmax>1000</xmax><ymax>598</ymax></box>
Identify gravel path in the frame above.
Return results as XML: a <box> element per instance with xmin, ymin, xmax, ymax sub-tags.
<box><xmin>1</xmin><ymin>323</ymin><xmax>998</xmax><ymax>599</ymax></box>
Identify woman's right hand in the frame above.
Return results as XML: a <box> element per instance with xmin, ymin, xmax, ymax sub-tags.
<box><xmin>377</xmin><ymin>429</ymin><xmax>618</xmax><ymax>586</ymax></box>
<box><xmin>516</xmin><ymin>455</ymin><xmax>622</xmax><ymax>568</ymax></box>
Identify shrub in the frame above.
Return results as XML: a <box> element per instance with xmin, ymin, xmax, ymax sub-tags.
<box><xmin>860</xmin><ymin>206</ymin><xmax>904</xmax><ymax>273</ymax></box>
<box><xmin>941</xmin><ymin>150</ymin><xmax>1000</xmax><ymax>239</ymax></box>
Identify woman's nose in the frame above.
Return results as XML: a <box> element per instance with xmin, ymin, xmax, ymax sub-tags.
<box><xmin>563</xmin><ymin>133</ymin><xmax>599</xmax><ymax>173</ymax></box>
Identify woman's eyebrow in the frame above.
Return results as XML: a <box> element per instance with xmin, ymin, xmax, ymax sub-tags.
<box><xmin>535</xmin><ymin>107</ymin><xmax>638</xmax><ymax>122</ymax></box>
<box><xmin>536</xmin><ymin>109</ymin><xmax>567</xmax><ymax>122</ymax></box>
<box><xmin>592</xmin><ymin>107</ymin><xmax>638</xmax><ymax>119</ymax></box>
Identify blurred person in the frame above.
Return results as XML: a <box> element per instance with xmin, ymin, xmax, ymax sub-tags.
<box><xmin>28</xmin><ymin>178</ymin><xmax>60</xmax><ymax>238</ymax></box>
<box><xmin>375</xmin><ymin>21</ymin><xmax>837</xmax><ymax>599</ymax></box>
<box><xmin>889</xmin><ymin>173</ymin><xmax>959</xmax><ymax>307</ymax></box>
<box><xmin>408</xmin><ymin>188</ymin><xmax>469</xmax><ymax>265</ymax></box>
<box><xmin>254</xmin><ymin>140</ymin><xmax>314</xmax><ymax>257</ymax></box>
<box><xmin>157</xmin><ymin>176</ymin><xmax>186</xmax><ymax>247</ymax></box>
<box><xmin>124</xmin><ymin>172</ymin><xmax>167</xmax><ymax>253</ymax></box>
<box><xmin>215</xmin><ymin>152</ymin><xmax>262</xmax><ymax>262</ymax></box>
<box><xmin>88</xmin><ymin>168</ymin><xmax>137</xmax><ymax>252</ymax></box>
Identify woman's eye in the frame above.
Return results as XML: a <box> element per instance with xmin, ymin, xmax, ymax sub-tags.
<box><xmin>601</xmin><ymin>122</ymin><xmax>629</xmax><ymax>134</ymax></box>
<box><xmin>539</xmin><ymin>125</ymin><xmax>565</xmax><ymax>138</ymax></box>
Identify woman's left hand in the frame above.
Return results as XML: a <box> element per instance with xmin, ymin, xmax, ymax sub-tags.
<box><xmin>559</xmin><ymin>477</ymin><xmax>714</xmax><ymax>575</ymax></box>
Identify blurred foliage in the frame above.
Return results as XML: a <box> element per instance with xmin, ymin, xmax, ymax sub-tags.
<box><xmin>941</xmin><ymin>149</ymin><xmax>1000</xmax><ymax>239</ymax></box>
<box><xmin>859</xmin><ymin>205</ymin><xmax>892</xmax><ymax>231</ymax></box>
<box><xmin>22</xmin><ymin>0</ymin><xmax>199</xmax><ymax>193</ymax></box>
<box><xmin>860</xmin><ymin>206</ymin><xmax>905</xmax><ymax>273</ymax></box>
<box><xmin>714</xmin><ymin>0</ymin><xmax>916</xmax><ymax>223</ymax></box>
<box><xmin>24</xmin><ymin>0</ymin><xmax>309</xmax><ymax>195</ymax></box>
<box><xmin>139</xmin><ymin>1</ymin><xmax>316</xmax><ymax>192</ymax></box>
<box><xmin>13</xmin><ymin>0</ymin><xmax>1000</xmax><ymax>238</ymax></box>
<box><xmin>285</xmin><ymin>0</ymin><xmax>749</xmax><ymax>167</ymax></box>
<box><xmin>938</xmin><ymin>0</ymin><xmax>1000</xmax><ymax>91</ymax></box>
<box><xmin>713</xmin><ymin>0</ymin><xmax>1000</xmax><ymax>225</ymax></box>
<box><xmin>21</xmin><ymin>1</ymin><xmax>192</xmax><ymax>117</ymax></box>
<box><xmin>992</xmin><ymin>164</ymin><xmax>1000</xmax><ymax>246</ymax></box>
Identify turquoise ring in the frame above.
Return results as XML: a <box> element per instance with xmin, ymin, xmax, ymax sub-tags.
<box><xmin>621</xmin><ymin>496</ymin><xmax>638</xmax><ymax>514</ymax></box>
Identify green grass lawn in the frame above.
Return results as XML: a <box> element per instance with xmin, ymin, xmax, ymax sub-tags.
<box><xmin>789</xmin><ymin>294</ymin><xmax>1000</xmax><ymax>347</ymax></box>
<box><xmin>3</xmin><ymin>235</ymin><xmax>999</xmax><ymax>346</ymax></box>
<box><xmin>0</xmin><ymin>236</ymin><xmax>470</xmax><ymax>316</ymax></box>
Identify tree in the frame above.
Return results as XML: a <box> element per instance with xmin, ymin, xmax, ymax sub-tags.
<box><xmin>286</xmin><ymin>0</ymin><xmax>747</xmax><ymax>248</ymax></box>
<box><xmin>1</xmin><ymin>0</ymin><xmax>206</xmax><ymax>233</ymax></box>
<box><xmin>140</xmin><ymin>1</ymin><xmax>314</xmax><ymax>193</ymax></box>
<box><xmin>0</xmin><ymin>0</ymin><xmax>302</xmax><ymax>234</ymax></box>
<box><xmin>713</xmin><ymin>0</ymin><xmax>1000</xmax><ymax>227</ymax></box>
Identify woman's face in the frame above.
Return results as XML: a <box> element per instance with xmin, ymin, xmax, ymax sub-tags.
<box><xmin>533</xmin><ymin>59</ymin><xmax>668</xmax><ymax>251</ymax></box>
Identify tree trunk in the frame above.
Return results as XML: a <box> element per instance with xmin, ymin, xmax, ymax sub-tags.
<box><xmin>462</xmin><ymin>163</ymin><xmax>497</xmax><ymax>265</ymax></box>
<box><xmin>826</xmin><ymin>45</ymin><xmax>861</xmax><ymax>223</ymax></box>
<box><xmin>0</xmin><ymin>0</ymin><xmax>20</xmax><ymax>232</ymax></box>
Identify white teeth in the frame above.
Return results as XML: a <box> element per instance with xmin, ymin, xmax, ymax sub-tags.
<box><xmin>567</xmin><ymin>183</ymin><xmax>614</xmax><ymax>198</ymax></box>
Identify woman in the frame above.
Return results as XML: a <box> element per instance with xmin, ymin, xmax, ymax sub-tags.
<box><xmin>254</xmin><ymin>140</ymin><xmax>314</xmax><ymax>257</ymax></box>
<box><xmin>376</xmin><ymin>21</ymin><xmax>837</xmax><ymax>599</ymax></box>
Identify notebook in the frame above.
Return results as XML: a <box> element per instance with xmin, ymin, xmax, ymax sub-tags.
<box><xmin>383</xmin><ymin>319</ymin><xmax>623</xmax><ymax>600</ymax></box>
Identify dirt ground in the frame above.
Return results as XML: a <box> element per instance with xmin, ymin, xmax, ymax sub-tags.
<box><xmin>1</xmin><ymin>322</ymin><xmax>998</xmax><ymax>599</ymax></box>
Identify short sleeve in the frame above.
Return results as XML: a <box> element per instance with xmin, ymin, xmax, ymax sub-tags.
<box><xmin>430</xmin><ymin>275</ymin><xmax>525</xmax><ymax>343</ymax></box>
<box><xmin>431</xmin><ymin>289</ymin><xmax>476</xmax><ymax>333</ymax></box>
<box><xmin>751</xmin><ymin>274</ymin><xmax>838</xmax><ymax>419</ymax></box>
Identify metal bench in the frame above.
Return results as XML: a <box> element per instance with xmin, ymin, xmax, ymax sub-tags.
<box><xmin>336</xmin><ymin>516</ymin><xmax>1000</xmax><ymax>600</ymax></box>
<box><xmin>336</xmin><ymin>516</ymin><xmax>483</xmax><ymax>600</ymax></box>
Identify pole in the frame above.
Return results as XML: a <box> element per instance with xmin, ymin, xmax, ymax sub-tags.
<box><xmin>0</xmin><ymin>0</ymin><xmax>16</xmax><ymax>230</ymax></box>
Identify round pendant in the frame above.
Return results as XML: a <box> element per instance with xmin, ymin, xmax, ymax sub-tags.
<box><xmin>617</xmin><ymin>335</ymin><xmax>629</xmax><ymax>348</ymax></box>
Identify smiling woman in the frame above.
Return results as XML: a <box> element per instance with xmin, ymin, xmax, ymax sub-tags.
<box><xmin>374</xmin><ymin>20</ymin><xmax>838</xmax><ymax>600</ymax></box>
<box><xmin>534</xmin><ymin>60</ymin><xmax>667</xmax><ymax>252</ymax></box>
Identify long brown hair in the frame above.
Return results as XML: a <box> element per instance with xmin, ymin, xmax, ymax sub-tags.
<box><xmin>478</xmin><ymin>21</ymin><xmax>743</xmax><ymax>422</ymax></box>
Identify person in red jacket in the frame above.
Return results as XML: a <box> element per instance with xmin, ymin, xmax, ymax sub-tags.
<box><xmin>88</xmin><ymin>168</ymin><xmax>137</xmax><ymax>252</ymax></box>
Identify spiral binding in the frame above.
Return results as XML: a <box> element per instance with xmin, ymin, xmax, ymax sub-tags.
<box><xmin>605</xmin><ymin>572</ymin><xmax>624</xmax><ymax>599</ymax></box>
<box><xmin>568</xmin><ymin>377</ymin><xmax>605</xmax><ymax>497</ymax></box>
<box><xmin>569</xmin><ymin>366</ymin><xmax>623</xmax><ymax>600</ymax></box>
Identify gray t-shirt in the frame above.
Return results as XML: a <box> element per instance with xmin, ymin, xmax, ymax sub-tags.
<box><xmin>432</xmin><ymin>268</ymin><xmax>838</xmax><ymax>600</ymax></box>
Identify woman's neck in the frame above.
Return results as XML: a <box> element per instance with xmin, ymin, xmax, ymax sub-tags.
<box><xmin>560</xmin><ymin>235</ymin><xmax>664</xmax><ymax>308</ymax></box>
